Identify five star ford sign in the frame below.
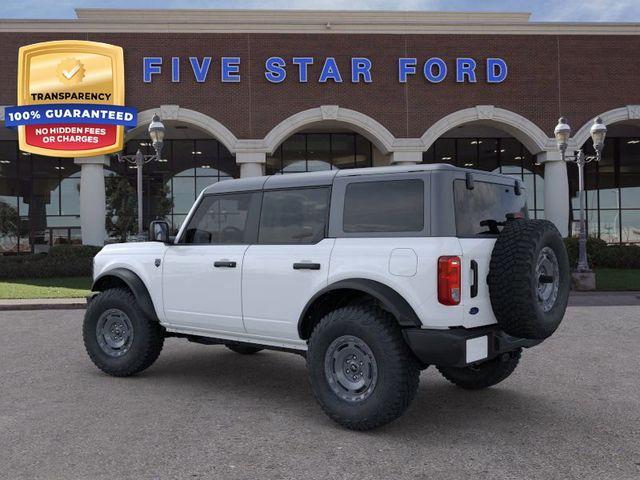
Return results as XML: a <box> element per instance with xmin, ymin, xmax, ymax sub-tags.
<box><xmin>4</xmin><ymin>40</ymin><xmax>137</xmax><ymax>158</ymax></box>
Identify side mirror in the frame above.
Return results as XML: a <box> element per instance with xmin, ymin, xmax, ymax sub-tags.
<box><xmin>149</xmin><ymin>220</ymin><xmax>170</xmax><ymax>243</ymax></box>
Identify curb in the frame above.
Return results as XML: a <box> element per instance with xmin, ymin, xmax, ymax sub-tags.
<box><xmin>0</xmin><ymin>300</ymin><xmax>87</xmax><ymax>311</ymax></box>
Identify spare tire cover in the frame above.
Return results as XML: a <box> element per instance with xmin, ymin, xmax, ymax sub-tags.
<box><xmin>487</xmin><ymin>219</ymin><xmax>570</xmax><ymax>340</ymax></box>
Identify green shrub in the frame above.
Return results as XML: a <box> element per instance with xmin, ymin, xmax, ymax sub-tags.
<box><xmin>564</xmin><ymin>236</ymin><xmax>640</xmax><ymax>269</ymax></box>
<box><xmin>0</xmin><ymin>245</ymin><xmax>101</xmax><ymax>279</ymax></box>
<box><xmin>48</xmin><ymin>245</ymin><xmax>102</xmax><ymax>259</ymax></box>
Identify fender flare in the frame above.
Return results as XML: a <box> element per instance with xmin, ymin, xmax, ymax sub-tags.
<box><xmin>92</xmin><ymin>268</ymin><xmax>159</xmax><ymax>322</ymax></box>
<box><xmin>298</xmin><ymin>278</ymin><xmax>422</xmax><ymax>338</ymax></box>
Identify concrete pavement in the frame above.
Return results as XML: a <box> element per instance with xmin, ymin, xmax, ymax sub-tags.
<box><xmin>0</xmin><ymin>307</ymin><xmax>639</xmax><ymax>479</ymax></box>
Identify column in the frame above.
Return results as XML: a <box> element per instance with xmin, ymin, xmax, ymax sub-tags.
<box><xmin>236</xmin><ymin>152</ymin><xmax>266</xmax><ymax>178</ymax></box>
<box><xmin>538</xmin><ymin>151</ymin><xmax>569</xmax><ymax>237</ymax></box>
<box><xmin>74</xmin><ymin>155</ymin><xmax>109</xmax><ymax>246</ymax></box>
<box><xmin>390</xmin><ymin>151</ymin><xmax>422</xmax><ymax>165</ymax></box>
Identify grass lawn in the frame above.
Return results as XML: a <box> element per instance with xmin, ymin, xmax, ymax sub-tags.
<box><xmin>0</xmin><ymin>270</ymin><xmax>637</xmax><ymax>300</ymax></box>
<box><xmin>595</xmin><ymin>269</ymin><xmax>640</xmax><ymax>291</ymax></box>
<box><xmin>0</xmin><ymin>276</ymin><xmax>92</xmax><ymax>299</ymax></box>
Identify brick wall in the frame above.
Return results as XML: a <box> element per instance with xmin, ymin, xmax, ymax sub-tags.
<box><xmin>0</xmin><ymin>32</ymin><xmax>638</xmax><ymax>140</ymax></box>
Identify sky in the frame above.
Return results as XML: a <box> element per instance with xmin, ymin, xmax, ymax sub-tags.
<box><xmin>0</xmin><ymin>0</ymin><xmax>639</xmax><ymax>22</ymax></box>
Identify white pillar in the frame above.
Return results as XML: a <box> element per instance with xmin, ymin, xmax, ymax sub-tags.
<box><xmin>237</xmin><ymin>152</ymin><xmax>266</xmax><ymax>178</ymax></box>
<box><xmin>390</xmin><ymin>151</ymin><xmax>422</xmax><ymax>165</ymax></box>
<box><xmin>74</xmin><ymin>155</ymin><xmax>109</xmax><ymax>246</ymax></box>
<box><xmin>538</xmin><ymin>151</ymin><xmax>569</xmax><ymax>237</ymax></box>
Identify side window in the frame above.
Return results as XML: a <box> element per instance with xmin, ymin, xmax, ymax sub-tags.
<box><xmin>453</xmin><ymin>180</ymin><xmax>529</xmax><ymax>236</ymax></box>
<box><xmin>259</xmin><ymin>188</ymin><xmax>330</xmax><ymax>244</ymax></box>
<box><xmin>343</xmin><ymin>179</ymin><xmax>424</xmax><ymax>233</ymax></box>
<box><xmin>181</xmin><ymin>192</ymin><xmax>260</xmax><ymax>244</ymax></box>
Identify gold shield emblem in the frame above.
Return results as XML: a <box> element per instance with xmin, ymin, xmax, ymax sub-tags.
<box><xmin>16</xmin><ymin>40</ymin><xmax>125</xmax><ymax>157</ymax></box>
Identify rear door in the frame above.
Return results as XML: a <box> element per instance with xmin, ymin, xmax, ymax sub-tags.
<box><xmin>454</xmin><ymin>178</ymin><xmax>528</xmax><ymax>327</ymax></box>
<box><xmin>242</xmin><ymin>187</ymin><xmax>333</xmax><ymax>341</ymax></box>
<box><xmin>162</xmin><ymin>191</ymin><xmax>261</xmax><ymax>334</ymax></box>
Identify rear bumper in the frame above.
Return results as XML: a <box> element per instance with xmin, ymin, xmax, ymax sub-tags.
<box><xmin>402</xmin><ymin>325</ymin><xmax>542</xmax><ymax>368</ymax></box>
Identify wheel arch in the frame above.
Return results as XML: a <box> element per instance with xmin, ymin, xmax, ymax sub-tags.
<box><xmin>298</xmin><ymin>278</ymin><xmax>422</xmax><ymax>339</ymax></box>
<box><xmin>92</xmin><ymin>268</ymin><xmax>159</xmax><ymax>322</ymax></box>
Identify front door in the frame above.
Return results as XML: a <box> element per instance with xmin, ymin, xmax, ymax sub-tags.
<box><xmin>162</xmin><ymin>191</ymin><xmax>261</xmax><ymax>334</ymax></box>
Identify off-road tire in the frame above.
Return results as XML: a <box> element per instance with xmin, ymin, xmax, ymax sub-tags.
<box><xmin>307</xmin><ymin>305</ymin><xmax>420</xmax><ymax>431</ymax></box>
<box><xmin>488</xmin><ymin>219</ymin><xmax>570</xmax><ymax>340</ymax></box>
<box><xmin>225</xmin><ymin>344</ymin><xmax>263</xmax><ymax>355</ymax></box>
<box><xmin>83</xmin><ymin>288</ymin><xmax>164</xmax><ymax>377</ymax></box>
<box><xmin>437</xmin><ymin>349</ymin><xmax>521</xmax><ymax>390</ymax></box>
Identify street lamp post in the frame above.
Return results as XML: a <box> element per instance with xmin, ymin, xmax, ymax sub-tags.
<box><xmin>554</xmin><ymin>116</ymin><xmax>607</xmax><ymax>273</ymax></box>
<box><xmin>117</xmin><ymin>114</ymin><xmax>166</xmax><ymax>237</ymax></box>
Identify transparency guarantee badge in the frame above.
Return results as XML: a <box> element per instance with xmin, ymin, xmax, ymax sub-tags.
<box><xmin>5</xmin><ymin>40</ymin><xmax>136</xmax><ymax>157</ymax></box>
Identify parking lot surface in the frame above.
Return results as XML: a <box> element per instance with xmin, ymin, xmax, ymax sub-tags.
<box><xmin>1</xmin><ymin>306</ymin><xmax>639</xmax><ymax>480</ymax></box>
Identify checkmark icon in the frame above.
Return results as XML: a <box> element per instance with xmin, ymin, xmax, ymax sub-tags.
<box><xmin>62</xmin><ymin>64</ymin><xmax>80</xmax><ymax>79</ymax></box>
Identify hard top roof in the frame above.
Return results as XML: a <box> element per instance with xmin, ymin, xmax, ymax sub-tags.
<box><xmin>201</xmin><ymin>163</ymin><xmax>516</xmax><ymax>195</ymax></box>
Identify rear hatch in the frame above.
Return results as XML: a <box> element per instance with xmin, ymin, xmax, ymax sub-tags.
<box><xmin>454</xmin><ymin>178</ymin><xmax>528</xmax><ymax>328</ymax></box>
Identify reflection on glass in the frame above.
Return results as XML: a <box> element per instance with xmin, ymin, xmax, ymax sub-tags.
<box><xmin>332</xmin><ymin>134</ymin><xmax>356</xmax><ymax>169</ymax></box>
<box><xmin>621</xmin><ymin>184</ymin><xmax>640</xmax><ymax>209</ymax></box>
<box><xmin>621</xmin><ymin>210</ymin><xmax>640</xmax><ymax>244</ymax></box>
<box><xmin>599</xmin><ymin>210</ymin><xmax>620</xmax><ymax>243</ymax></box>
<box><xmin>355</xmin><ymin>135</ymin><xmax>372</xmax><ymax>168</ymax></box>
<box><xmin>173</xmin><ymin>140</ymin><xmax>195</xmax><ymax>176</ymax></box>
<box><xmin>265</xmin><ymin>133</ymin><xmax>372</xmax><ymax>174</ymax></box>
<box><xmin>283</xmin><ymin>134</ymin><xmax>306</xmax><ymax>172</ymax></box>
<box><xmin>172</xmin><ymin>177</ymin><xmax>195</xmax><ymax>214</ymax></box>
<box><xmin>196</xmin><ymin>176</ymin><xmax>217</xmax><ymax>195</ymax></box>
<box><xmin>60</xmin><ymin>178</ymin><xmax>80</xmax><ymax>215</ymax></box>
<box><xmin>435</xmin><ymin>138</ymin><xmax>455</xmax><ymax>164</ymax></box>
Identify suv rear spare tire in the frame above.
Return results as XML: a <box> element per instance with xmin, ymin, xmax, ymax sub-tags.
<box><xmin>487</xmin><ymin>219</ymin><xmax>570</xmax><ymax>340</ymax></box>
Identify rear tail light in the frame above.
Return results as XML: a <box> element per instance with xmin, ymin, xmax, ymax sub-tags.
<box><xmin>438</xmin><ymin>256</ymin><xmax>461</xmax><ymax>305</ymax></box>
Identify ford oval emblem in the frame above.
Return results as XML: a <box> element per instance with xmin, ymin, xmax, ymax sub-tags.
<box><xmin>469</xmin><ymin>307</ymin><xmax>479</xmax><ymax>315</ymax></box>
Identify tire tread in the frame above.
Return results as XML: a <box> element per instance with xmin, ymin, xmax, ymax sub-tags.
<box><xmin>83</xmin><ymin>287</ymin><xmax>164</xmax><ymax>377</ymax></box>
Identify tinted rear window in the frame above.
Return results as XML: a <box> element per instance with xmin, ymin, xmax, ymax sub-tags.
<box><xmin>343</xmin><ymin>179</ymin><xmax>424</xmax><ymax>233</ymax></box>
<box><xmin>454</xmin><ymin>180</ymin><xmax>528</xmax><ymax>236</ymax></box>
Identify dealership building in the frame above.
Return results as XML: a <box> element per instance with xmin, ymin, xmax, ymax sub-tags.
<box><xmin>0</xmin><ymin>8</ymin><xmax>639</xmax><ymax>252</ymax></box>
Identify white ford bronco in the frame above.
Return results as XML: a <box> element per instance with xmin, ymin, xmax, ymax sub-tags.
<box><xmin>85</xmin><ymin>164</ymin><xmax>570</xmax><ymax>430</ymax></box>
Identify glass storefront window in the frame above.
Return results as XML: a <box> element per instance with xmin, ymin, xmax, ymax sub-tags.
<box><xmin>282</xmin><ymin>134</ymin><xmax>306</xmax><ymax>173</ymax></box>
<box><xmin>599</xmin><ymin>210</ymin><xmax>620</xmax><ymax>243</ymax></box>
<box><xmin>0</xmin><ymin>141</ymin><xmax>18</xmax><ymax>177</ymax></box>
<box><xmin>196</xmin><ymin>176</ymin><xmax>217</xmax><ymax>195</ymax></box>
<box><xmin>620</xmin><ymin>137</ymin><xmax>640</xmax><ymax>209</ymax></box>
<box><xmin>331</xmin><ymin>134</ymin><xmax>355</xmax><ymax>169</ymax></box>
<box><xmin>172</xmin><ymin>177</ymin><xmax>195</xmax><ymax>215</ymax></box>
<box><xmin>456</xmin><ymin>138</ymin><xmax>478</xmax><ymax>168</ymax></box>
<box><xmin>424</xmin><ymin>136</ymin><xmax>542</xmax><ymax>222</ymax></box>
<box><xmin>355</xmin><ymin>135</ymin><xmax>372</xmax><ymax>168</ymax></box>
<box><xmin>266</xmin><ymin>132</ymin><xmax>373</xmax><ymax>174</ymax></box>
<box><xmin>307</xmin><ymin>134</ymin><xmax>331</xmax><ymax>172</ymax></box>
<box><xmin>478</xmin><ymin>138</ymin><xmax>498</xmax><ymax>171</ymax></box>
<box><xmin>499</xmin><ymin>138</ymin><xmax>523</xmax><ymax>174</ymax></box>
<box><xmin>621</xmin><ymin>210</ymin><xmax>640</xmax><ymax>243</ymax></box>
<box><xmin>60</xmin><ymin>177</ymin><xmax>80</xmax><ymax>215</ymax></box>
<box><xmin>173</xmin><ymin>140</ymin><xmax>195</xmax><ymax>177</ymax></box>
<box><xmin>434</xmin><ymin>138</ymin><xmax>455</xmax><ymax>164</ymax></box>
<box><xmin>2</xmin><ymin>132</ymin><xmax>640</xmax><ymax>250</ymax></box>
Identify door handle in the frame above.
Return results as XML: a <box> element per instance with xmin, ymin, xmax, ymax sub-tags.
<box><xmin>214</xmin><ymin>260</ymin><xmax>236</xmax><ymax>268</ymax></box>
<box><xmin>293</xmin><ymin>262</ymin><xmax>321</xmax><ymax>270</ymax></box>
<box><xmin>470</xmin><ymin>260</ymin><xmax>479</xmax><ymax>298</ymax></box>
